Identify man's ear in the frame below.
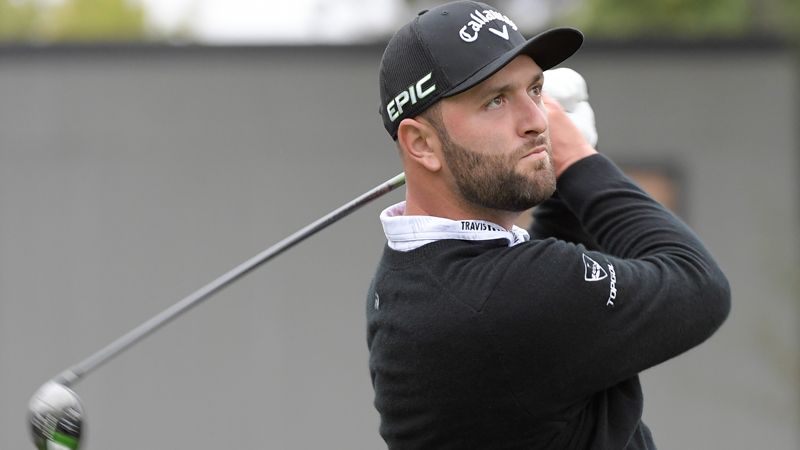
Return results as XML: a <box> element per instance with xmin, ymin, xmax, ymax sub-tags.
<box><xmin>397</xmin><ymin>117</ymin><xmax>442</xmax><ymax>173</ymax></box>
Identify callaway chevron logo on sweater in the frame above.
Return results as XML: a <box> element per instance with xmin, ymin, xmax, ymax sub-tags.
<box><xmin>583</xmin><ymin>253</ymin><xmax>607</xmax><ymax>281</ymax></box>
<box><xmin>582</xmin><ymin>253</ymin><xmax>618</xmax><ymax>307</ymax></box>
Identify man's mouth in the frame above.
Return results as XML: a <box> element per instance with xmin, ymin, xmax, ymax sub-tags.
<box><xmin>522</xmin><ymin>145</ymin><xmax>548</xmax><ymax>160</ymax></box>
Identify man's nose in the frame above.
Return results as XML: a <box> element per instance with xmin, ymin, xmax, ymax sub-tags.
<box><xmin>516</xmin><ymin>95</ymin><xmax>548</xmax><ymax>137</ymax></box>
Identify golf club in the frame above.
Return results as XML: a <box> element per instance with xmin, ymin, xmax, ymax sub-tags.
<box><xmin>28</xmin><ymin>172</ymin><xmax>406</xmax><ymax>450</ymax></box>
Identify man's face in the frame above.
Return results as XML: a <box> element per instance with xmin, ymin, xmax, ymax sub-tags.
<box><xmin>431</xmin><ymin>55</ymin><xmax>555</xmax><ymax>213</ymax></box>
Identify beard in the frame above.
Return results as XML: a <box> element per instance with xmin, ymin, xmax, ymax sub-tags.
<box><xmin>438</xmin><ymin>130</ymin><xmax>557</xmax><ymax>213</ymax></box>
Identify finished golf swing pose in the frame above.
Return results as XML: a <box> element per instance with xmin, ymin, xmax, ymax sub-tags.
<box><xmin>28</xmin><ymin>2</ymin><xmax>730</xmax><ymax>449</ymax></box>
<box><xmin>24</xmin><ymin>48</ymin><xmax>593</xmax><ymax>450</ymax></box>
<box><xmin>366</xmin><ymin>1</ymin><xmax>730</xmax><ymax>449</ymax></box>
<box><xmin>27</xmin><ymin>66</ymin><xmax>594</xmax><ymax>449</ymax></box>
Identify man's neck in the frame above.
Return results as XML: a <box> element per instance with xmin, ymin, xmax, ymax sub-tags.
<box><xmin>403</xmin><ymin>170</ymin><xmax>522</xmax><ymax>231</ymax></box>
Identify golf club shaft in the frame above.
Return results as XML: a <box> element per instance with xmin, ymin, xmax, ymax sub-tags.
<box><xmin>52</xmin><ymin>172</ymin><xmax>406</xmax><ymax>387</ymax></box>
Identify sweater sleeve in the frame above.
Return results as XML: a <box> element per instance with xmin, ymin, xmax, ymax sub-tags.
<box><xmin>485</xmin><ymin>154</ymin><xmax>731</xmax><ymax>406</ymax></box>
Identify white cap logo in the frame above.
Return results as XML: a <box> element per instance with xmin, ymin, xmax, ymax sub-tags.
<box><xmin>386</xmin><ymin>72</ymin><xmax>437</xmax><ymax>122</ymax></box>
<box><xmin>459</xmin><ymin>9</ymin><xmax>518</xmax><ymax>43</ymax></box>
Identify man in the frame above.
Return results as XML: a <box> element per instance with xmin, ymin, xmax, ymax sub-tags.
<box><xmin>366</xmin><ymin>1</ymin><xmax>730</xmax><ymax>449</ymax></box>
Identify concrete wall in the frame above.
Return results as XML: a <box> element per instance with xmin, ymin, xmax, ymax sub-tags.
<box><xmin>0</xmin><ymin>41</ymin><xmax>797</xmax><ymax>449</ymax></box>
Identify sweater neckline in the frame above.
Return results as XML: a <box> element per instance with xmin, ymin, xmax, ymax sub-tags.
<box><xmin>380</xmin><ymin>201</ymin><xmax>530</xmax><ymax>252</ymax></box>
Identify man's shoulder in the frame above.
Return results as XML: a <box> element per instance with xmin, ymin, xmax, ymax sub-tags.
<box><xmin>375</xmin><ymin>238</ymin><xmax>572</xmax><ymax>310</ymax></box>
<box><xmin>379</xmin><ymin>236</ymin><xmax>572</xmax><ymax>266</ymax></box>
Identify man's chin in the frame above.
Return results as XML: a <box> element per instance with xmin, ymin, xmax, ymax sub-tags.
<box><xmin>519</xmin><ymin>163</ymin><xmax>555</xmax><ymax>183</ymax></box>
<box><xmin>524</xmin><ymin>170</ymin><xmax>557</xmax><ymax>204</ymax></box>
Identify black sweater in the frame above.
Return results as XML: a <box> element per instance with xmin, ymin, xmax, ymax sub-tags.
<box><xmin>366</xmin><ymin>154</ymin><xmax>730</xmax><ymax>449</ymax></box>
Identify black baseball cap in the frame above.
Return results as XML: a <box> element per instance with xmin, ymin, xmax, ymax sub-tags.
<box><xmin>379</xmin><ymin>0</ymin><xmax>583</xmax><ymax>139</ymax></box>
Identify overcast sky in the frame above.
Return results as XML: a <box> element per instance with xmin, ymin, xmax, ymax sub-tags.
<box><xmin>138</xmin><ymin>0</ymin><xmax>563</xmax><ymax>43</ymax></box>
<box><xmin>140</xmin><ymin>0</ymin><xmax>405</xmax><ymax>43</ymax></box>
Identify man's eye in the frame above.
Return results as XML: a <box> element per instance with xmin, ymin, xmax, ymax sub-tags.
<box><xmin>486</xmin><ymin>95</ymin><xmax>504</xmax><ymax>109</ymax></box>
<box><xmin>529</xmin><ymin>85</ymin><xmax>543</xmax><ymax>97</ymax></box>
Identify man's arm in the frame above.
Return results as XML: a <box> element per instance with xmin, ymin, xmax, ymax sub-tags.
<box><xmin>490</xmin><ymin>91</ymin><xmax>730</xmax><ymax>403</ymax></box>
<box><xmin>491</xmin><ymin>154</ymin><xmax>731</xmax><ymax>404</ymax></box>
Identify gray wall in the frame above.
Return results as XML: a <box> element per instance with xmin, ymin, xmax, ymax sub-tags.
<box><xmin>0</xmin><ymin>41</ymin><xmax>797</xmax><ymax>449</ymax></box>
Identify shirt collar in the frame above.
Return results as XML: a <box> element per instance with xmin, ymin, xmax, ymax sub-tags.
<box><xmin>380</xmin><ymin>201</ymin><xmax>530</xmax><ymax>251</ymax></box>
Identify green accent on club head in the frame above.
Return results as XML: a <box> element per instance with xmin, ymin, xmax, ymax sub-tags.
<box><xmin>50</xmin><ymin>430</ymin><xmax>79</xmax><ymax>449</ymax></box>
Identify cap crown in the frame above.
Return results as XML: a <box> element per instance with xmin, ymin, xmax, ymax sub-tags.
<box><xmin>378</xmin><ymin>1</ymin><xmax>582</xmax><ymax>139</ymax></box>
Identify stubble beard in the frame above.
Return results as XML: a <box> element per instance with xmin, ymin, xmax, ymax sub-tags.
<box><xmin>438</xmin><ymin>130</ymin><xmax>557</xmax><ymax>213</ymax></box>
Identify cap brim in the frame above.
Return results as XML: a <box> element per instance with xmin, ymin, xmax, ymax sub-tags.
<box><xmin>443</xmin><ymin>27</ymin><xmax>583</xmax><ymax>98</ymax></box>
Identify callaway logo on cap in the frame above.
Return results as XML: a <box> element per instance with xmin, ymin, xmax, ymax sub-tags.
<box><xmin>378</xmin><ymin>0</ymin><xmax>583</xmax><ymax>139</ymax></box>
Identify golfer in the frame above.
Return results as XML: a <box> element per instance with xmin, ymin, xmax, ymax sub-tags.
<box><xmin>366</xmin><ymin>1</ymin><xmax>730</xmax><ymax>449</ymax></box>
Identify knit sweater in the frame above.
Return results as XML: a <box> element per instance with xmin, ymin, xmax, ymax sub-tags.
<box><xmin>366</xmin><ymin>154</ymin><xmax>730</xmax><ymax>449</ymax></box>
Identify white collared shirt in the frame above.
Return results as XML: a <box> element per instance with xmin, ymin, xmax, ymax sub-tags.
<box><xmin>380</xmin><ymin>201</ymin><xmax>530</xmax><ymax>252</ymax></box>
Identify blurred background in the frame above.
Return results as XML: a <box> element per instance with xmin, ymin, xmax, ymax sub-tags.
<box><xmin>1</xmin><ymin>0</ymin><xmax>797</xmax><ymax>449</ymax></box>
